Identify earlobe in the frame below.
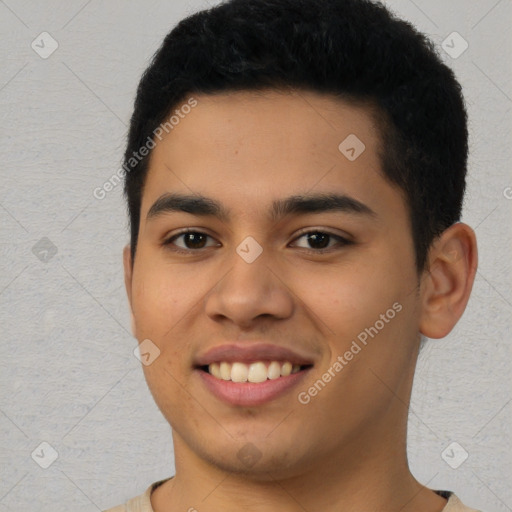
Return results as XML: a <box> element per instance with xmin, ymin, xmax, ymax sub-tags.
<box><xmin>123</xmin><ymin>245</ymin><xmax>137</xmax><ymax>337</ymax></box>
<box><xmin>419</xmin><ymin>223</ymin><xmax>478</xmax><ymax>339</ymax></box>
<box><xmin>130</xmin><ymin>312</ymin><xmax>137</xmax><ymax>338</ymax></box>
<box><xmin>123</xmin><ymin>245</ymin><xmax>133</xmax><ymax>303</ymax></box>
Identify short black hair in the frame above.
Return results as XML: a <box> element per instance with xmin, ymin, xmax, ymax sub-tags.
<box><xmin>123</xmin><ymin>0</ymin><xmax>468</xmax><ymax>271</ymax></box>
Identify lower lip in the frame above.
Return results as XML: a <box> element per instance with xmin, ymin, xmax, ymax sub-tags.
<box><xmin>197</xmin><ymin>368</ymin><xmax>311</xmax><ymax>407</ymax></box>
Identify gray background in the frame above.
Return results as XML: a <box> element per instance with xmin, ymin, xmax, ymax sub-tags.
<box><xmin>0</xmin><ymin>1</ymin><xmax>511</xmax><ymax>511</ymax></box>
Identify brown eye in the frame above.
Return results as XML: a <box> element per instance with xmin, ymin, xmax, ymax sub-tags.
<box><xmin>178</xmin><ymin>232</ymin><xmax>208</xmax><ymax>249</ymax></box>
<box><xmin>163</xmin><ymin>230</ymin><xmax>219</xmax><ymax>253</ymax></box>
<box><xmin>303</xmin><ymin>232</ymin><xmax>330</xmax><ymax>249</ymax></box>
<box><xmin>292</xmin><ymin>230</ymin><xmax>352</xmax><ymax>253</ymax></box>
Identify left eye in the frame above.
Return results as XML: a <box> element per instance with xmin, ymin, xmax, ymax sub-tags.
<box><xmin>291</xmin><ymin>231</ymin><xmax>350</xmax><ymax>252</ymax></box>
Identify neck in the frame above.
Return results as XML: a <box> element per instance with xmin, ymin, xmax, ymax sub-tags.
<box><xmin>151</xmin><ymin>342</ymin><xmax>445</xmax><ymax>512</ymax></box>
<box><xmin>151</xmin><ymin>409</ymin><xmax>446</xmax><ymax>512</ymax></box>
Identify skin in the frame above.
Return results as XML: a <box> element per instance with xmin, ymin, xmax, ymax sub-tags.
<box><xmin>123</xmin><ymin>89</ymin><xmax>478</xmax><ymax>512</ymax></box>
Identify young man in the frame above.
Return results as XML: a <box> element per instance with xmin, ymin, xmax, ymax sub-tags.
<box><xmin>107</xmin><ymin>0</ymin><xmax>481</xmax><ymax>510</ymax></box>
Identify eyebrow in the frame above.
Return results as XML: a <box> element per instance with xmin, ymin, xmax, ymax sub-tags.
<box><xmin>146</xmin><ymin>192</ymin><xmax>377</xmax><ymax>224</ymax></box>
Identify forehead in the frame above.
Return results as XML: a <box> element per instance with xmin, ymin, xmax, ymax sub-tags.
<box><xmin>157</xmin><ymin>89</ymin><xmax>382</xmax><ymax>167</ymax></box>
<box><xmin>141</xmin><ymin>89</ymin><xmax>402</xmax><ymax>222</ymax></box>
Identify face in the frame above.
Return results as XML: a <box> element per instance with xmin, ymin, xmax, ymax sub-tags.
<box><xmin>124</xmin><ymin>90</ymin><xmax>423</xmax><ymax>479</ymax></box>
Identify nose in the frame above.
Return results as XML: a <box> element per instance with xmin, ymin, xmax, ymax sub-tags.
<box><xmin>204</xmin><ymin>244</ymin><xmax>295</xmax><ymax>329</ymax></box>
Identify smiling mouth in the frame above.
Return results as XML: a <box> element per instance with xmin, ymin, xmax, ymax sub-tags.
<box><xmin>197</xmin><ymin>361</ymin><xmax>313</xmax><ymax>383</ymax></box>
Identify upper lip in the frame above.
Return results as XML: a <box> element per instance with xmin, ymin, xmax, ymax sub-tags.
<box><xmin>194</xmin><ymin>343</ymin><xmax>316</xmax><ymax>367</ymax></box>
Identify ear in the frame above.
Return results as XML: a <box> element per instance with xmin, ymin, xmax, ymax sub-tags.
<box><xmin>123</xmin><ymin>244</ymin><xmax>137</xmax><ymax>337</ymax></box>
<box><xmin>419</xmin><ymin>222</ymin><xmax>478</xmax><ymax>339</ymax></box>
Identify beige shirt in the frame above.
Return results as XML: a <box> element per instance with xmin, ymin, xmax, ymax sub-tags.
<box><xmin>103</xmin><ymin>478</ymin><xmax>482</xmax><ymax>512</ymax></box>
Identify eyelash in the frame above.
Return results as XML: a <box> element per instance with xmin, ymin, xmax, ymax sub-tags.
<box><xmin>162</xmin><ymin>228</ymin><xmax>353</xmax><ymax>255</ymax></box>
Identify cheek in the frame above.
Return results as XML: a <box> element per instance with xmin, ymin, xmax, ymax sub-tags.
<box><xmin>132</xmin><ymin>260</ymin><xmax>199</xmax><ymax>418</ymax></box>
<box><xmin>298</xmin><ymin>259</ymin><xmax>401</xmax><ymax>339</ymax></box>
<box><xmin>298</xmin><ymin>247</ymin><xmax>419</xmax><ymax>377</ymax></box>
<box><xmin>131</xmin><ymin>260</ymin><xmax>196</xmax><ymax>339</ymax></box>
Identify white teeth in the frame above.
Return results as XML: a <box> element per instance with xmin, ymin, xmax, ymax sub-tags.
<box><xmin>280</xmin><ymin>361</ymin><xmax>292</xmax><ymax>377</ymax></box>
<box><xmin>210</xmin><ymin>362</ymin><xmax>221</xmax><ymax>379</ymax></box>
<box><xmin>219</xmin><ymin>361</ymin><xmax>231</xmax><ymax>381</ymax></box>
<box><xmin>267</xmin><ymin>361</ymin><xmax>281</xmax><ymax>380</ymax></box>
<box><xmin>248</xmin><ymin>362</ymin><xmax>268</xmax><ymax>383</ymax></box>
<box><xmin>207</xmin><ymin>360</ymin><xmax>304</xmax><ymax>382</ymax></box>
<box><xmin>231</xmin><ymin>362</ymin><xmax>248</xmax><ymax>382</ymax></box>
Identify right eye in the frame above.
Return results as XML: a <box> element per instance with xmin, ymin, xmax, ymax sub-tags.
<box><xmin>162</xmin><ymin>229</ymin><xmax>221</xmax><ymax>254</ymax></box>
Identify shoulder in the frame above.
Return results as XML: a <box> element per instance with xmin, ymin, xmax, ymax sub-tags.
<box><xmin>102</xmin><ymin>478</ymin><xmax>172</xmax><ymax>512</ymax></box>
<box><xmin>438</xmin><ymin>491</ymin><xmax>483</xmax><ymax>512</ymax></box>
<box><xmin>102</xmin><ymin>489</ymin><xmax>150</xmax><ymax>512</ymax></box>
